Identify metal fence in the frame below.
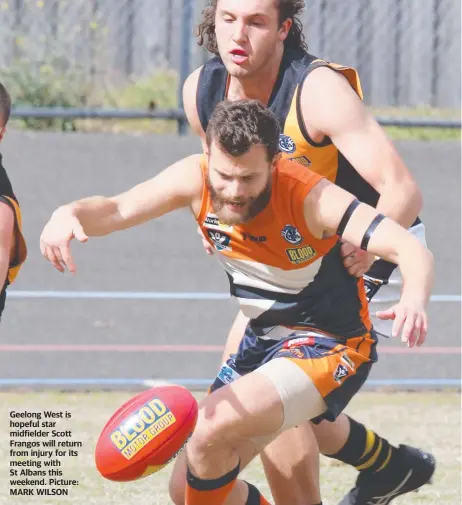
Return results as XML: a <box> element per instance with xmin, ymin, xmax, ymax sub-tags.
<box><xmin>0</xmin><ymin>0</ymin><xmax>460</xmax><ymax>120</ymax></box>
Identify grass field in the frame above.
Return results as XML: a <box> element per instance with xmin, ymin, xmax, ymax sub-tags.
<box><xmin>1</xmin><ymin>391</ymin><xmax>460</xmax><ymax>505</ymax></box>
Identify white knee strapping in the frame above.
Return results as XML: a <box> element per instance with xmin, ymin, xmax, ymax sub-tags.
<box><xmin>250</xmin><ymin>358</ymin><xmax>327</xmax><ymax>449</ymax></box>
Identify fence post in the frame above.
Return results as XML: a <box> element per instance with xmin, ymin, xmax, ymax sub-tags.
<box><xmin>178</xmin><ymin>0</ymin><xmax>193</xmax><ymax>135</ymax></box>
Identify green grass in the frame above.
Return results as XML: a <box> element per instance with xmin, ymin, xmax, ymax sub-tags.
<box><xmin>0</xmin><ymin>391</ymin><xmax>460</xmax><ymax>505</ymax></box>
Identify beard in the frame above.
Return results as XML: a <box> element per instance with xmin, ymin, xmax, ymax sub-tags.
<box><xmin>206</xmin><ymin>175</ymin><xmax>272</xmax><ymax>226</ymax></box>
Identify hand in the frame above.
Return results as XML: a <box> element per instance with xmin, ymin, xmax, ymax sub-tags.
<box><xmin>376</xmin><ymin>302</ymin><xmax>427</xmax><ymax>347</ymax></box>
<box><xmin>340</xmin><ymin>241</ymin><xmax>375</xmax><ymax>278</ymax></box>
<box><xmin>40</xmin><ymin>206</ymin><xmax>88</xmax><ymax>273</ymax></box>
<box><xmin>197</xmin><ymin>225</ymin><xmax>214</xmax><ymax>256</ymax></box>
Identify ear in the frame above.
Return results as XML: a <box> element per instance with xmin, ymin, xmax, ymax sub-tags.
<box><xmin>279</xmin><ymin>18</ymin><xmax>292</xmax><ymax>42</ymax></box>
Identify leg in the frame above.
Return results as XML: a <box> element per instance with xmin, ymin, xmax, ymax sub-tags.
<box><xmin>221</xmin><ymin>312</ymin><xmax>323</xmax><ymax>505</ymax></box>
<box><xmin>259</xmin><ymin>421</ymin><xmax>321</xmax><ymax>505</ymax></box>
<box><xmin>311</xmin><ymin>415</ymin><xmax>436</xmax><ymax>505</ymax></box>
<box><xmin>224</xmin><ymin>313</ymin><xmax>435</xmax><ymax>505</ymax></box>
<box><xmin>184</xmin><ymin>358</ymin><xmax>327</xmax><ymax>505</ymax></box>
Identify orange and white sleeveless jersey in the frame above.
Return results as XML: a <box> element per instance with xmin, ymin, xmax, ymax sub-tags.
<box><xmin>197</xmin><ymin>158</ymin><xmax>371</xmax><ymax>341</ymax></box>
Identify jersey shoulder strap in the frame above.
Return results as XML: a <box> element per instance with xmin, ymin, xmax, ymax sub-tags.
<box><xmin>196</xmin><ymin>57</ymin><xmax>228</xmax><ymax>133</ymax></box>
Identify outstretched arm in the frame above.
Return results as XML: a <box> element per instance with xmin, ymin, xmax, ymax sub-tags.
<box><xmin>40</xmin><ymin>155</ymin><xmax>203</xmax><ymax>273</ymax></box>
<box><xmin>304</xmin><ymin>179</ymin><xmax>434</xmax><ymax>347</ymax></box>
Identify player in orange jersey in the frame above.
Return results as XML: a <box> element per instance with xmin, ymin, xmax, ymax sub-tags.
<box><xmin>40</xmin><ymin>100</ymin><xmax>434</xmax><ymax>505</ymax></box>
<box><xmin>181</xmin><ymin>2</ymin><xmax>433</xmax><ymax>504</ymax></box>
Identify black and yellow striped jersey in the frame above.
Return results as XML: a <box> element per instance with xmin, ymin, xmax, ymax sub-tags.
<box><xmin>0</xmin><ymin>153</ymin><xmax>27</xmax><ymax>315</ymax></box>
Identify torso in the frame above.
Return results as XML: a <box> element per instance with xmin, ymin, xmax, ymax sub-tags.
<box><xmin>196</xmin><ymin>157</ymin><xmax>371</xmax><ymax>341</ymax></box>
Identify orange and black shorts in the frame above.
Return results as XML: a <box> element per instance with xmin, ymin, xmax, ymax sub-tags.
<box><xmin>210</xmin><ymin>328</ymin><xmax>378</xmax><ymax>423</ymax></box>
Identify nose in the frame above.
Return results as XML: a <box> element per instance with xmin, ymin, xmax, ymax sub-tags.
<box><xmin>227</xmin><ymin>179</ymin><xmax>246</xmax><ymax>200</ymax></box>
<box><xmin>232</xmin><ymin>20</ymin><xmax>248</xmax><ymax>44</ymax></box>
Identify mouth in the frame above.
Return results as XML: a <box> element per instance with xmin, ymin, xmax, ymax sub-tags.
<box><xmin>225</xmin><ymin>200</ymin><xmax>247</xmax><ymax>211</ymax></box>
<box><xmin>230</xmin><ymin>48</ymin><xmax>249</xmax><ymax>65</ymax></box>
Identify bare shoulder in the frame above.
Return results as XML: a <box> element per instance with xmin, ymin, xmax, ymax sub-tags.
<box><xmin>183</xmin><ymin>66</ymin><xmax>205</xmax><ymax>140</ymax></box>
<box><xmin>300</xmin><ymin>66</ymin><xmax>365</xmax><ymax>138</ymax></box>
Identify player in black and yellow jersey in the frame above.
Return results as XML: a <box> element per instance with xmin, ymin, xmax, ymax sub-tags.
<box><xmin>0</xmin><ymin>83</ymin><xmax>27</xmax><ymax>320</ymax></box>
<box><xmin>175</xmin><ymin>2</ymin><xmax>435</xmax><ymax>505</ymax></box>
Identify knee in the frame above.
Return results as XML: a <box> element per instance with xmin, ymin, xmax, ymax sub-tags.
<box><xmin>187</xmin><ymin>410</ymin><xmax>233</xmax><ymax>461</ymax></box>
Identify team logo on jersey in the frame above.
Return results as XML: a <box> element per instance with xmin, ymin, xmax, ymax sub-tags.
<box><xmin>286</xmin><ymin>245</ymin><xmax>317</xmax><ymax>265</ymax></box>
<box><xmin>289</xmin><ymin>156</ymin><xmax>311</xmax><ymax>167</ymax></box>
<box><xmin>279</xmin><ymin>134</ymin><xmax>296</xmax><ymax>154</ymax></box>
<box><xmin>204</xmin><ymin>213</ymin><xmax>233</xmax><ymax>231</ymax></box>
<box><xmin>207</xmin><ymin>230</ymin><xmax>232</xmax><ymax>251</ymax></box>
<box><xmin>281</xmin><ymin>225</ymin><xmax>302</xmax><ymax>245</ymax></box>
<box><xmin>334</xmin><ymin>363</ymin><xmax>349</xmax><ymax>383</ymax></box>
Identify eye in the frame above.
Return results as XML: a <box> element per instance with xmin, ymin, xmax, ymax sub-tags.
<box><xmin>250</xmin><ymin>18</ymin><xmax>265</xmax><ymax>26</ymax></box>
<box><xmin>223</xmin><ymin>15</ymin><xmax>234</xmax><ymax>23</ymax></box>
<box><xmin>242</xmin><ymin>176</ymin><xmax>254</xmax><ymax>182</ymax></box>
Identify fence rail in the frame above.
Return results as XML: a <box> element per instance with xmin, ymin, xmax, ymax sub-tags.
<box><xmin>1</xmin><ymin>0</ymin><xmax>461</xmax><ymax>126</ymax></box>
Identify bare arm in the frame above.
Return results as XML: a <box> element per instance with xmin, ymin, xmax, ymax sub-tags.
<box><xmin>301</xmin><ymin>67</ymin><xmax>422</xmax><ymax>228</ymax></box>
<box><xmin>0</xmin><ymin>202</ymin><xmax>14</xmax><ymax>288</ymax></box>
<box><xmin>305</xmin><ymin>179</ymin><xmax>433</xmax><ymax>347</ymax></box>
<box><xmin>40</xmin><ymin>155</ymin><xmax>203</xmax><ymax>272</ymax></box>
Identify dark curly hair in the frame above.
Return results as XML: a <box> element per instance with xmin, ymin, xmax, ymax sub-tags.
<box><xmin>197</xmin><ymin>0</ymin><xmax>307</xmax><ymax>56</ymax></box>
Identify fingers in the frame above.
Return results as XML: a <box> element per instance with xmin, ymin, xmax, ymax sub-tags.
<box><xmin>391</xmin><ymin>308</ymin><xmax>406</xmax><ymax>340</ymax></box>
<box><xmin>380</xmin><ymin>306</ymin><xmax>428</xmax><ymax>348</ymax></box>
<box><xmin>401</xmin><ymin>310</ymin><xmax>417</xmax><ymax>346</ymax></box>
<box><xmin>44</xmin><ymin>245</ymin><xmax>65</xmax><ymax>273</ymax></box>
<box><xmin>375</xmin><ymin>308</ymin><xmax>396</xmax><ymax>321</ymax></box>
<box><xmin>60</xmin><ymin>242</ymin><xmax>77</xmax><ymax>274</ymax></box>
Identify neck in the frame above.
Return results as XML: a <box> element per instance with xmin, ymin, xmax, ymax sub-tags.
<box><xmin>227</xmin><ymin>45</ymin><xmax>285</xmax><ymax>106</ymax></box>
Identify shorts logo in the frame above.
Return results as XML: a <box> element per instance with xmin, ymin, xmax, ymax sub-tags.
<box><xmin>284</xmin><ymin>336</ymin><xmax>315</xmax><ymax>348</ymax></box>
<box><xmin>334</xmin><ymin>364</ymin><xmax>349</xmax><ymax>383</ymax></box>
<box><xmin>110</xmin><ymin>398</ymin><xmax>176</xmax><ymax>460</ymax></box>
<box><xmin>279</xmin><ymin>134</ymin><xmax>296</xmax><ymax>154</ymax></box>
<box><xmin>290</xmin><ymin>348</ymin><xmax>305</xmax><ymax>359</ymax></box>
<box><xmin>341</xmin><ymin>353</ymin><xmax>355</xmax><ymax>371</ymax></box>
<box><xmin>207</xmin><ymin>230</ymin><xmax>231</xmax><ymax>251</ymax></box>
<box><xmin>204</xmin><ymin>213</ymin><xmax>233</xmax><ymax>231</ymax></box>
<box><xmin>281</xmin><ymin>225</ymin><xmax>302</xmax><ymax>245</ymax></box>
<box><xmin>289</xmin><ymin>156</ymin><xmax>311</xmax><ymax>167</ymax></box>
<box><xmin>286</xmin><ymin>245</ymin><xmax>317</xmax><ymax>265</ymax></box>
<box><xmin>217</xmin><ymin>364</ymin><xmax>241</xmax><ymax>385</ymax></box>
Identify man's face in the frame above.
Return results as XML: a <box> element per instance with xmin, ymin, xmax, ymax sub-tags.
<box><xmin>215</xmin><ymin>0</ymin><xmax>291</xmax><ymax>79</ymax></box>
<box><xmin>207</xmin><ymin>139</ymin><xmax>277</xmax><ymax>225</ymax></box>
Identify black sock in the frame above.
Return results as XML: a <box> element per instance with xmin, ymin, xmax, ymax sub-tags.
<box><xmin>325</xmin><ymin>416</ymin><xmax>397</xmax><ymax>473</ymax></box>
<box><xmin>245</xmin><ymin>481</ymin><xmax>273</xmax><ymax>504</ymax></box>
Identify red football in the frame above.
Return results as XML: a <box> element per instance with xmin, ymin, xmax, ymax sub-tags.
<box><xmin>95</xmin><ymin>385</ymin><xmax>198</xmax><ymax>481</ymax></box>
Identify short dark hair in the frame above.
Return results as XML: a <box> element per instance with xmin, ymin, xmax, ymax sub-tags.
<box><xmin>0</xmin><ymin>82</ymin><xmax>11</xmax><ymax>127</ymax></box>
<box><xmin>206</xmin><ymin>99</ymin><xmax>280</xmax><ymax>161</ymax></box>
<box><xmin>197</xmin><ymin>0</ymin><xmax>307</xmax><ymax>57</ymax></box>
